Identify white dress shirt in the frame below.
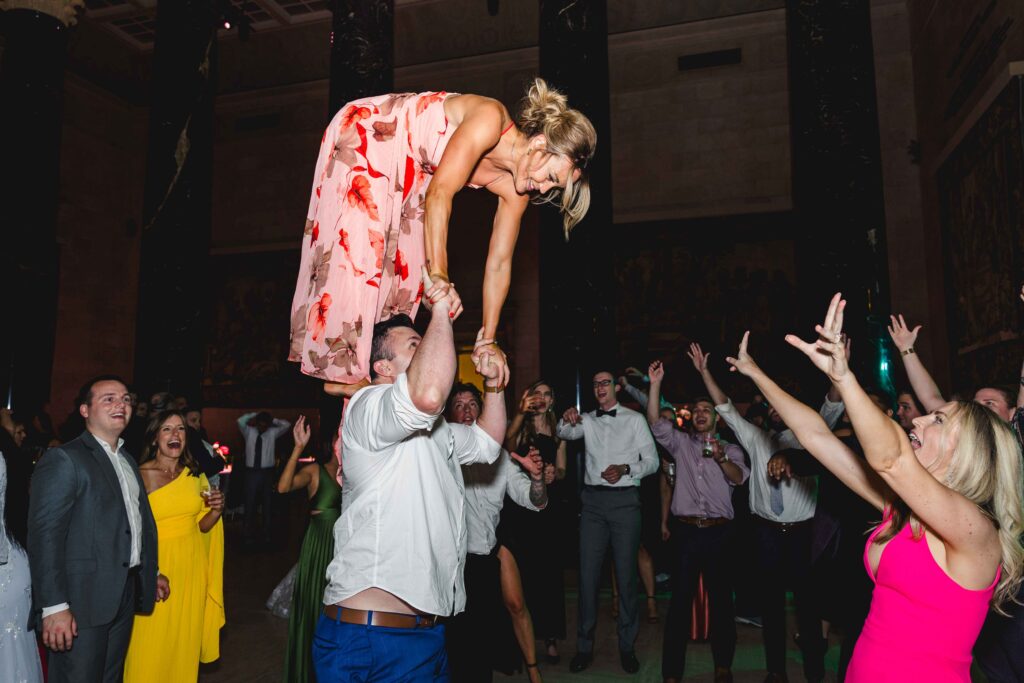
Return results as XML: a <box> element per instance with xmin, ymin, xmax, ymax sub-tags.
<box><xmin>463</xmin><ymin>449</ymin><xmax>542</xmax><ymax>556</ymax></box>
<box><xmin>556</xmin><ymin>403</ymin><xmax>659</xmax><ymax>486</ymax></box>
<box><xmin>323</xmin><ymin>374</ymin><xmax>501</xmax><ymax>616</ymax></box>
<box><xmin>43</xmin><ymin>436</ymin><xmax>143</xmax><ymax>617</ymax></box>
<box><xmin>237</xmin><ymin>413</ymin><xmax>290</xmax><ymax>468</ymax></box>
<box><xmin>715</xmin><ymin>397</ymin><xmax>844</xmax><ymax>523</ymax></box>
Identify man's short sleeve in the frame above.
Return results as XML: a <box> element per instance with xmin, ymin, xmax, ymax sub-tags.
<box><xmin>449</xmin><ymin>422</ymin><xmax>501</xmax><ymax>466</ymax></box>
<box><xmin>345</xmin><ymin>374</ymin><xmax>439</xmax><ymax>452</ymax></box>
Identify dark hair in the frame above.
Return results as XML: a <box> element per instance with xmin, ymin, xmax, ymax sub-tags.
<box><xmin>977</xmin><ymin>385</ymin><xmax>1016</xmax><ymax>408</ymax></box>
<box><xmin>590</xmin><ymin>368</ymin><xmax>616</xmax><ymax>381</ymax></box>
<box><xmin>692</xmin><ymin>395</ymin><xmax>715</xmax><ymax>407</ymax></box>
<box><xmin>446</xmin><ymin>383</ymin><xmax>483</xmax><ymax>420</ymax></box>
<box><xmin>76</xmin><ymin>374</ymin><xmax>129</xmax><ymax>409</ymax></box>
<box><xmin>895</xmin><ymin>387</ymin><xmax>925</xmax><ymax>415</ymax></box>
<box><xmin>369</xmin><ymin>314</ymin><xmax>415</xmax><ymax>379</ymax></box>
<box><xmin>140</xmin><ymin>410</ymin><xmax>200</xmax><ymax>476</ymax></box>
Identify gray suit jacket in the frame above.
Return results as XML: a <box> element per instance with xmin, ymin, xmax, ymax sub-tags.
<box><xmin>27</xmin><ymin>431</ymin><xmax>158</xmax><ymax>629</ymax></box>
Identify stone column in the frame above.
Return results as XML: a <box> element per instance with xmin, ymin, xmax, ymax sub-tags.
<box><xmin>133</xmin><ymin>0</ymin><xmax>218</xmax><ymax>401</ymax></box>
<box><xmin>786</xmin><ymin>0</ymin><xmax>892</xmax><ymax>391</ymax></box>
<box><xmin>538</xmin><ymin>0</ymin><xmax>615</xmax><ymax>410</ymax></box>
<box><xmin>328</xmin><ymin>0</ymin><xmax>393</xmax><ymax>118</ymax></box>
<box><xmin>0</xmin><ymin>1</ymin><xmax>80</xmax><ymax>414</ymax></box>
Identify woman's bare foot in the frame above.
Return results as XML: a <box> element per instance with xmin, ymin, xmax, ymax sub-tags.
<box><xmin>323</xmin><ymin>379</ymin><xmax>370</xmax><ymax>397</ymax></box>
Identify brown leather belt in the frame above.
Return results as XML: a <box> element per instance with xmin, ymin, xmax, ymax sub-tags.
<box><xmin>754</xmin><ymin>515</ymin><xmax>811</xmax><ymax>533</ymax></box>
<box><xmin>323</xmin><ymin>604</ymin><xmax>442</xmax><ymax>629</ymax></box>
<box><xmin>676</xmin><ymin>516</ymin><xmax>730</xmax><ymax>528</ymax></box>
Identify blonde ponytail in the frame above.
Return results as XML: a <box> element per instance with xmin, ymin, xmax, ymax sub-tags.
<box><xmin>516</xmin><ymin>78</ymin><xmax>596</xmax><ymax>239</ymax></box>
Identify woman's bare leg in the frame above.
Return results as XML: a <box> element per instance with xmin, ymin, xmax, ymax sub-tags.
<box><xmin>638</xmin><ymin>544</ymin><xmax>658</xmax><ymax>622</ymax></box>
<box><xmin>498</xmin><ymin>546</ymin><xmax>542</xmax><ymax>683</ymax></box>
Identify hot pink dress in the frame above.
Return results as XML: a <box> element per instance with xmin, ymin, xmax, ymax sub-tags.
<box><xmin>846</xmin><ymin>515</ymin><xmax>999</xmax><ymax>682</ymax></box>
<box><xmin>288</xmin><ymin>92</ymin><xmax>458</xmax><ymax>382</ymax></box>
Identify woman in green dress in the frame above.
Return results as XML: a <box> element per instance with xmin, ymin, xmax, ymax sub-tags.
<box><xmin>277</xmin><ymin>415</ymin><xmax>342</xmax><ymax>682</ymax></box>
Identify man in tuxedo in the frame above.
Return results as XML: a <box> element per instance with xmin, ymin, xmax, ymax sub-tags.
<box><xmin>28</xmin><ymin>375</ymin><xmax>168</xmax><ymax>682</ymax></box>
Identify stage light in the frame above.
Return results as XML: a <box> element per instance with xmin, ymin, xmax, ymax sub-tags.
<box><xmin>223</xmin><ymin>19</ymin><xmax>232</xmax><ymax>29</ymax></box>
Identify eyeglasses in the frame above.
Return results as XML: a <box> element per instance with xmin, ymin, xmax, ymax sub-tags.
<box><xmin>592</xmin><ymin>379</ymin><xmax>613</xmax><ymax>388</ymax></box>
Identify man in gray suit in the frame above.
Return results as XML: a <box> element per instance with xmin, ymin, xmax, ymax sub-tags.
<box><xmin>28</xmin><ymin>375</ymin><xmax>168</xmax><ymax>682</ymax></box>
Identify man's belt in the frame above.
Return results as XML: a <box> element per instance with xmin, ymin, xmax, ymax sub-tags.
<box><xmin>675</xmin><ymin>515</ymin><xmax>730</xmax><ymax>528</ymax></box>
<box><xmin>323</xmin><ymin>605</ymin><xmax>442</xmax><ymax>629</ymax></box>
<box><xmin>754</xmin><ymin>515</ymin><xmax>811</xmax><ymax>532</ymax></box>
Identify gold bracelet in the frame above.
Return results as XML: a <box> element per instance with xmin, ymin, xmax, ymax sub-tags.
<box><xmin>483</xmin><ymin>383</ymin><xmax>506</xmax><ymax>394</ymax></box>
<box><xmin>901</xmin><ymin>347</ymin><xmax>915</xmax><ymax>357</ymax></box>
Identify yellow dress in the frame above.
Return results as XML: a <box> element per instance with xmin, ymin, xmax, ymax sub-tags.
<box><xmin>124</xmin><ymin>472</ymin><xmax>225</xmax><ymax>682</ymax></box>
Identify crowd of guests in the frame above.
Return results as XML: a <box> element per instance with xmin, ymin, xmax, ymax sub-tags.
<box><xmin>288</xmin><ymin>285</ymin><xmax>1024</xmax><ymax>683</ymax></box>
<box><xmin>2</xmin><ymin>289</ymin><xmax>1024</xmax><ymax>683</ymax></box>
<box><xmin>0</xmin><ymin>384</ymin><xmax>226</xmax><ymax>683</ymax></box>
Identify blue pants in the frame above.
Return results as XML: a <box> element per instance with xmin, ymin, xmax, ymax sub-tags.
<box><xmin>312</xmin><ymin>613</ymin><xmax>450</xmax><ymax>682</ymax></box>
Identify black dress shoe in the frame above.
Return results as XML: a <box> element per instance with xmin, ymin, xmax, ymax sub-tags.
<box><xmin>569</xmin><ymin>652</ymin><xmax>592</xmax><ymax>673</ymax></box>
<box><xmin>620</xmin><ymin>650</ymin><xmax>640</xmax><ymax>674</ymax></box>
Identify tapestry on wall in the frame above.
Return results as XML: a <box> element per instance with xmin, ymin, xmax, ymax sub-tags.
<box><xmin>202</xmin><ymin>250</ymin><xmax>321</xmax><ymax>407</ymax></box>
<box><xmin>937</xmin><ymin>75</ymin><xmax>1024</xmax><ymax>392</ymax></box>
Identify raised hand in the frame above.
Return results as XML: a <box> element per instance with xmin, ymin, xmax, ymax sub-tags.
<box><xmin>562</xmin><ymin>406</ymin><xmax>581</xmax><ymax>426</ymax></box>
<box><xmin>510</xmin><ymin>447</ymin><xmax>544</xmax><ymax>479</ymax></box>
<box><xmin>293</xmin><ymin>415</ymin><xmax>311</xmax><ymax>449</ymax></box>
<box><xmin>767</xmin><ymin>452</ymin><xmax>792</xmax><ymax>481</ymax></box>
<box><xmin>785</xmin><ymin>292</ymin><xmax>851</xmax><ymax>382</ymax></box>
<box><xmin>472</xmin><ymin>328</ymin><xmax>509</xmax><ymax>387</ymax></box>
<box><xmin>887</xmin><ymin>313</ymin><xmax>921</xmax><ymax>352</ymax></box>
<box><xmin>518</xmin><ymin>389</ymin><xmax>534</xmax><ymax>415</ymax></box>
<box><xmin>687</xmin><ymin>342</ymin><xmax>710</xmax><ymax>374</ymax></box>
<box><xmin>420</xmin><ymin>266</ymin><xmax>460</xmax><ymax>319</ymax></box>
<box><xmin>724</xmin><ymin>331</ymin><xmax>760</xmax><ymax>377</ymax></box>
<box><xmin>648</xmin><ymin>360</ymin><xmax>665</xmax><ymax>384</ymax></box>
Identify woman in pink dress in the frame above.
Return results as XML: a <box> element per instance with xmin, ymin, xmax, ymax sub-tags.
<box><xmin>723</xmin><ymin>293</ymin><xmax>1024</xmax><ymax>682</ymax></box>
<box><xmin>289</xmin><ymin>79</ymin><xmax>595</xmax><ymax>392</ymax></box>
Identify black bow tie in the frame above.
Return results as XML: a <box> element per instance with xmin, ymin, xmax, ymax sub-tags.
<box><xmin>596</xmin><ymin>409</ymin><xmax>617</xmax><ymax>418</ymax></box>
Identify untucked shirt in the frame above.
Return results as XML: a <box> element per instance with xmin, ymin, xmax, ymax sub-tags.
<box><xmin>323</xmin><ymin>374</ymin><xmax>501</xmax><ymax>616</ymax></box>
<box><xmin>463</xmin><ymin>448</ymin><xmax>542</xmax><ymax>556</ymax></box>
<box><xmin>652</xmin><ymin>419</ymin><xmax>748</xmax><ymax>519</ymax></box>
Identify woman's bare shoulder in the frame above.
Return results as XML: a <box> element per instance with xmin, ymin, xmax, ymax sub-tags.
<box><xmin>445</xmin><ymin>94</ymin><xmax>510</xmax><ymax>126</ymax></box>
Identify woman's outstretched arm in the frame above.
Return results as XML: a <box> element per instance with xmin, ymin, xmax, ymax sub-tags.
<box><xmin>726</xmin><ymin>331</ymin><xmax>887</xmax><ymax>511</ymax></box>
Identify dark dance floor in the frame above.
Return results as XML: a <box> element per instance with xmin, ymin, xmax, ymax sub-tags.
<box><xmin>198</xmin><ymin>494</ymin><xmax>985</xmax><ymax>682</ymax></box>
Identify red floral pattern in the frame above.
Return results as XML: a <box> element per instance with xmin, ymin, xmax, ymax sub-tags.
<box><xmin>288</xmin><ymin>92</ymin><xmax>453</xmax><ymax>382</ymax></box>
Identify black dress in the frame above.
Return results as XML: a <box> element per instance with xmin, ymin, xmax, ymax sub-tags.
<box><xmin>497</xmin><ymin>432</ymin><xmax>567</xmax><ymax>641</ymax></box>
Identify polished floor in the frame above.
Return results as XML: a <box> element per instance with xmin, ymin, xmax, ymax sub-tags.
<box><xmin>198</xmin><ymin>493</ymin><xmax>848</xmax><ymax>683</ymax></box>
<box><xmin>197</xmin><ymin>496</ymin><xmax>985</xmax><ymax>682</ymax></box>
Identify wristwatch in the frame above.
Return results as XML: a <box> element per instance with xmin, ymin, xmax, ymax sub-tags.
<box><xmin>622</xmin><ymin>464</ymin><xmax>631</xmax><ymax>475</ymax></box>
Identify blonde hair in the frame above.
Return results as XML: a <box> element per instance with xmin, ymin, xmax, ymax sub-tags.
<box><xmin>516</xmin><ymin>78</ymin><xmax>596</xmax><ymax>239</ymax></box>
<box><xmin>876</xmin><ymin>401</ymin><xmax>1024</xmax><ymax>613</ymax></box>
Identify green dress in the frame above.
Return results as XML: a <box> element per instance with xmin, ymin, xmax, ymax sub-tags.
<box><xmin>284</xmin><ymin>464</ymin><xmax>342</xmax><ymax>682</ymax></box>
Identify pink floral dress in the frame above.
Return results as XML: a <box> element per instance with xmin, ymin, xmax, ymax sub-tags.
<box><xmin>289</xmin><ymin>92</ymin><xmax>457</xmax><ymax>382</ymax></box>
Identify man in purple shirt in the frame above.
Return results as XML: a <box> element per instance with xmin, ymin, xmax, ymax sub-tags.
<box><xmin>647</xmin><ymin>361</ymin><xmax>748</xmax><ymax>683</ymax></box>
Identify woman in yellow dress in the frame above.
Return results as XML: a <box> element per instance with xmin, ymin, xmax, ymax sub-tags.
<box><xmin>124</xmin><ymin>410</ymin><xmax>225</xmax><ymax>682</ymax></box>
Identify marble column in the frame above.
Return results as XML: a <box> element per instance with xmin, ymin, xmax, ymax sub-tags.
<box><xmin>0</xmin><ymin>1</ymin><xmax>79</xmax><ymax>414</ymax></box>
<box><xmin>133</xmin><ymin>0</ymin><xmax>218</xmax><ymax>401</ymax></box>
<box><xmin>786</xmin><ymin>0</ymin><xmax>892</xmax><ymax>391</ymax></box>
<box><xmin>538</xmin><ymin>0</ymin><xmax>615</xmax><ymax>409</ymax></box>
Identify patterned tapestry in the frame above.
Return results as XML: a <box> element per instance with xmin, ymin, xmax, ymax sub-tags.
<box><xmin>937</xmin><ymin>76</ymin><xmax>1024</xmax><ymax>392</ymax></box>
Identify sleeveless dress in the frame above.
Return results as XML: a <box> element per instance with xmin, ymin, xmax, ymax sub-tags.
<box><xmin>497</xmin><ymin>433</ymin><xmax>566</xmax><ymax>641</ymax></box>
<box><xmin>124</xmin><ymin>473</ymin><xmax>225</xmax><ymax>683</ymax></box>
<box><xmin>283</xmin><ymin>464</ymin><xmax>343</xmax><ymax>683</ymax></box>
<box><xmin>289</xmin><ymin>92</ymin><xmax>461</xmax><ymax>383</ymax></box>
<box><xmin>846</xmin><ymin>515</ymin><xmax>999</xmax><ymax>682</ymax></box>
